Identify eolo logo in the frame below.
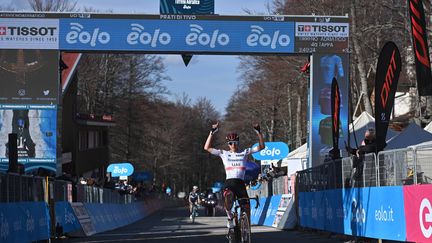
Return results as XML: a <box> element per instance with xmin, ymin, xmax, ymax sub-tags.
<box><xmin>420</xmin><ymin>198</ymin><xmax>432</xmax><ymax>238</ymax></box>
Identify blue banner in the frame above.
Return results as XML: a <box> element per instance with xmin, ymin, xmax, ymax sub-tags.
<box><xmin>252</xmin><ymin>142</ymin><xmax>289</xmax><ymax>160</ymax></box>
<box><xmin>263</xmin><ymin>195</ymin><xmax>282</xmax><ymax>227</ymax></box>
<box><xmin>84</xmin><ymin>203</ymin><xmax>147</xmax><ymax>233</ymax></box>
<box><xmin>343</xmin><ymin>187</ymin><xmax>406</xmax><ymax>241</ymax></box>
<box><xmin>250</xmin><ymin>197</ymin><xmax>268</xmax><ymax>225</ymax></box>
<box><xmin>0</xmin><ymin>202</ymin><xmax>50</xmax><ymax>243</ymax></box>
<box><xmin>299</xmin><ymin>187</ymin><xmax>407</xmax><ymax>241</ymax></box>
<box><xmin>132</xmin><ymin>171</ymin><xmax>153</xmax><ymax>182</ymax></box>
<box><xmin>60</xmin><ymin>19</ymin><xmax>294</xmax><ymax>53</ymax></box>
<box><xmin>107</xmin><ymin>163</ymin><xmax>134</xmax><ymax>177</ymax></box>
<box><xmin>298</xmin><ymin>189</ymin><xmax>344</xmax><ymax>233</ymax></box>
<box><xmin>55</xmin><ymin>201</ymin><xmax>81</xmax><ymax>234</ymax></box>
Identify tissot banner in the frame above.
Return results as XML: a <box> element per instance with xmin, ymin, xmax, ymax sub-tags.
<box><xmin>0</xmin><ymin>18</ymin><xmax>59</xmax><ymax>49</ymax></box>
<box><xmin>408</xmin><ymin>0</ymin><xmax>432</xmax><ymax>96</ymax></box>
<box><xmin>374</xmin><ymin>42</ymin><xmax>401</xmax><ymax>152</ymax></box>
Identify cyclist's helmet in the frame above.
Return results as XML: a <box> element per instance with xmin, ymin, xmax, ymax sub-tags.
<box><xmin>193</xmin><ymin>185</ymin><xmax>198</xmax><ymax>190</ymax></box>
<box><xmin>225</xmin><ymin>133</ymin><xmax>239</xmax><ymax>142</ymax></box>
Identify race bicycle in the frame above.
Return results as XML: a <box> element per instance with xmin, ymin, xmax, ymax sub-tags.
<box><xmin>226</xmin><ymin>195</ymin><xmax>260</xmax><ymax>243</ymax></box>
<box><xmin>190</xmin><ymin>202</ymin><xmax>199</xmax><ymax>223</ymax></box>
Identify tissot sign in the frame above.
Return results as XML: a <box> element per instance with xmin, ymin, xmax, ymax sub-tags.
<box><xmin>0</xmin><ymin>18</ymin><xmax>59</xmax><ymax>49</ymax></box>
<box><xmin>0</xmin><ymin>13</ymin><xmax>349</xmax><ymax>54</ymax></box>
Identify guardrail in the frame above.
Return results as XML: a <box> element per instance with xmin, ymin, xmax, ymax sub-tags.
<box><xmin>76</xmin><ymin>184</ymin><xmax>133</xmax><ymax>204</ymax></box>
<box><xmin>0</xmin><ymin>172</ymin><xmax>46</xmax><ymax>202</ymax></box>
<box><xmin>298</xmin><ymin>143</ymin><xmax>432</xmax><ymax>192</ymax></box>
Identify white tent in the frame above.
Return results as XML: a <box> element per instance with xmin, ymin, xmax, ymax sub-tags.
<box><xmin>349</xmin><ymin>111</ymin><xmax>398</xmax><ymax>147</ymax></box>
<box><xmin>286</xmin><ymin>143</ymin><xmax>307</xmax><ymax>159</ymax></box>
<box><xmin>281</xmin><ymin>144</ymin><xmax>307</xmax><ymax>175</ymax></box>
<box><xmin>386</xmin><ymin>123</ymin><xmax>432</xmax><ymax>150</ymax></box>
<box><xmin>425</xmin><ymin>121</ymin><xmax>432</xmax><ymax>133</ymax></box>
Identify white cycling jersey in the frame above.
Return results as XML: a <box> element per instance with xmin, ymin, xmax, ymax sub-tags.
<box><xmin>210</xmin><ymin>147</ymin><xmax>259</xmax><ymax>180</ymax></box>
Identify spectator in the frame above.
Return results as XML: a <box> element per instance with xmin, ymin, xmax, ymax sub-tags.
<box><xmin>346</xmin><ymin>128</ymin><xmax>377</xmax><ymax>186</ymax></box>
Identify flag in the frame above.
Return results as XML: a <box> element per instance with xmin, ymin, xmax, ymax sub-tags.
<box><xmin>330</xmin><ymin>77</ymin><xmax>341</xmax><ymax>159</ymax></box>
<box><xmin>408</xmin><ymin>0</ymin><xmax>432</xmax><ymax>96</ymax></box>
<box><xmin>375</xmin><ymin>42</ymin><xmax>401</xmax><ymax>152</ymax></box>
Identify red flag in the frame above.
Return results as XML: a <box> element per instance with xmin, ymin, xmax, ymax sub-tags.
<box><xmin>408</xmin><ymin>0</ymin><xmax>432</xmax><ymax>96</ymax></box>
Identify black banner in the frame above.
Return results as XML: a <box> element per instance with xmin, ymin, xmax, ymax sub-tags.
<box><xmin>330</xmin><ymin>78</ymin><xmax>341</xmax><ymax>159</ymax></box>
<box><xmin>408</xmin><ymin>0</ymin><xmax>432</xmax><ymax>96</ymax></box>
<box><xmin>375</xmin><ymin>42</ymin><xmax>401</xmax><ymax>151</ymax></box>
<box><xmin>0</xmin><ymin>49</ymin><xmax>59</xmax><ymax>105</ymax></box>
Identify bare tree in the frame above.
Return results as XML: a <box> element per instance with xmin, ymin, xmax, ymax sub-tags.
<box><xmin>28</xmin><ymin>0</ymin><xmax>77</xmax><ymax>11</ymax></box>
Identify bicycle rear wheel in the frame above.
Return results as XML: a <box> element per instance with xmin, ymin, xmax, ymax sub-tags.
<box><xmin>239</xmin><ymin>212</ymin><xmax>251</xmax><ymax>243</ymax></box>
<box><xmin>192</xmin><ymin>206</ymin><xmax>197</xmax><ymax>223</ymax></box>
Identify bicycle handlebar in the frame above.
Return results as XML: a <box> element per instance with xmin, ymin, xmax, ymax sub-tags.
<box><xmin>235</xmin><ymin>195</ymin><xmax>260</xmax><ymax>209</ymax></box>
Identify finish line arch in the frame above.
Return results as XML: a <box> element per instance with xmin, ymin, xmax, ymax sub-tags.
<box><xmin>0</xmin><ymin>12</ymin><xmax>349</xmax><ymax>172</ymax></box>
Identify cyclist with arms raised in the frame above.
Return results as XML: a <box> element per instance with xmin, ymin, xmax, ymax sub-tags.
<box><xmin>204</xmin><ymin>122</ymin><xmax>265</xmax><ymax>229</ymax></box>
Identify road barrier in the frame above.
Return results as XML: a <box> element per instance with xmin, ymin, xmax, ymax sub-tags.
<box><xmin>297</xmin><ymin>143</ymin><xmax>432</xmax><ymax>241</ymax></box>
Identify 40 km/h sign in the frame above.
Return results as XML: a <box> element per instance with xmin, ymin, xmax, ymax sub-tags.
<box><xmin>252</xmin><ymin>142</ymin><xmax>289</xmax><ymax>161</ymax></box>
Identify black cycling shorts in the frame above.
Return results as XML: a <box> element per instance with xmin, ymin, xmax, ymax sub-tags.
<box><xmin>224</xmin><ymin>178</ymin><xmax>249</xmax><ymax>203</ymax></box>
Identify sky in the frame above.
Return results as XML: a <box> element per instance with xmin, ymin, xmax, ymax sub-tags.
<box><xmin>1</xmin><ymin>0</ymin><xmax>272</xmax><ymax>115</ymax></box>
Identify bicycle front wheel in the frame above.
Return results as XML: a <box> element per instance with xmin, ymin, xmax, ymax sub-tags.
<box><xmin>239</xmin><ymin>212</ymin><xmax>251</xmax><ymax>243</ymax></box>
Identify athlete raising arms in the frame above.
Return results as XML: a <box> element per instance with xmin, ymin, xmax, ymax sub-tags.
<box><xmin>203</xmin><ymin>121</ymin><xmax>265</xmax><ymax>229</ymax></box>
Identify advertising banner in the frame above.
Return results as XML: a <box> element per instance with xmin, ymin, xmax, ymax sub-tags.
<box><xmin>0</xmin><ymin>202</ymin><xmax>50</xmax><ymax>243</ymax></box>
<box><xmin>55</xmin><ymin>201</ymin><xmax>81</xmax><ymax>234</ymax></box>
<box><xmin>309</xmin><ymin>53</ymin><xmax>349</xmax><ymax>167</ymax></box>
<box><xmin>294</xmin><ymin>20</ymin><xmax>349</xmax><ymax>53</ymax></box>
<box><xmin>298</xmin><ymin>189</ymin><xmax>344</xmax><ymax>233</ymax></box>
<box><xmin>374</xmin><ymin>42</ymin><xmax>401</xmax><ymax>152</ymax></box>
<box><xmin>0</xmin><ymin>49</ymin><xmax>59</xmax><ymax>105</ymax></box>
<box><xmin>0</xmin><ymin>14</ymin><xmax>348</xmax><ymax>53</ymax></box>
<box><xmin>404</xmin><ymin>184</ymin><xmax>432</xmax><ymax>242</ymax></box>
<box><xmin>250</xmin><ymin>197</ymin><xmax>268</xmax><ymax>225</ymax></box>
<box><xmin>408</xmin><ymin>0</ymin><xmax>432</xmax><ymax>96</ymax></box>
<box><xmin>107</xmin><ymin>162</ymin><xmax>134</xmax><ymax>177</ymax></box>
<box><xmin>252</xmin><ymin>142</ymin><xmax>289</xmax><ymax>160</ymax></box>
<box><xmin>330</xmin><ymin>77</ymin><xmax>341</xmax><ymax>159</ymax></box>
<box><xmin>263</xmin><ymin>195</ymin><xmax>282</xmax><ymax>227</ymax></box>
<box><xmin>343</xmin><ymin>186</ymin><xmax>406</xmax><ymax>241</ymax></box>
<box><xmin>160</xmin><ymin>0</ymin><xmax>214</xmax><ymax>15</ymax></box>
<box><xmin>59</xmin><ymin>19</ymin><xmax>295</xmax><ymax>53</ymax></box>
<box><xmin>0</xmin><ymin>18</ymin><xmax>59</xmax><ymax>49</ymax></box>
<box><xmin>0</xmin><ymin>105</ymin><xmax>57</xmax><ymax>173</ymax></box>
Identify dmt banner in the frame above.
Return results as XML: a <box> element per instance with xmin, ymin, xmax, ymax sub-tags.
<box><xmin>404</xmin><ymin>184</ymin><xmax>432</xmax><ymax>242</ymax></box>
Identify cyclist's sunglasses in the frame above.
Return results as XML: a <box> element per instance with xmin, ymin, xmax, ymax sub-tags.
<box><xmin>228</xmin><ymin>141</ymin><xmax>239</xmax><ymax>146</ymax></box>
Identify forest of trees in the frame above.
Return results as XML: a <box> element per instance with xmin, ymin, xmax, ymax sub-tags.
<box><xmin>2</xmin><ymin>0</ymin><xmax>431</xmax><ymax>192</ymax></box>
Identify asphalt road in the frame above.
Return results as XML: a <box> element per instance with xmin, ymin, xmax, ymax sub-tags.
<box><xmin>55</xmin><ymin>206</ymin><xmax>352</xmax><ymax>243</ymax></box>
